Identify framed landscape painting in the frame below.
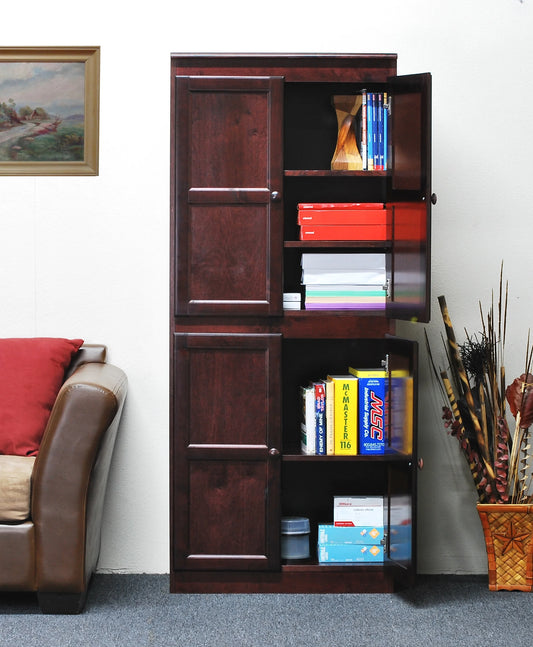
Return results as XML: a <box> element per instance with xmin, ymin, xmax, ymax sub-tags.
<box><xmin>0</xmin><ymin>47</ymin><xmax>99</xmax><ymax>175</ymax></box>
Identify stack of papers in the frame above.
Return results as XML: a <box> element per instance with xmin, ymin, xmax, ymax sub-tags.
<box><xmin>301</xmin><ymin>253</ymin><xmax>387</xmax><ymax>310</ymax></box>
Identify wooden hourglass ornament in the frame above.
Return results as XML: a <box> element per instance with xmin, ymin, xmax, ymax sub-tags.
<box><xmin>330</xmin><ymin>95</ymin><xmax>363</xmax><ymax>170</ymax></box>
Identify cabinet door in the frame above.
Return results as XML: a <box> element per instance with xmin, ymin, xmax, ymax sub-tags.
<box><xmin>387</xmin><ymin>464</ymin><xmax>415</xmax><ymax>571</ymax></box>
<box><xmin>172</xmin><ymin>333</ymin><xmax>282</xmax><ymax>571</ymax></box>
<box><xmin>388</xmin><ymin>73</ymin><xmax>432</xmax><ymax>323</ymax></box>
<box><xmin>385</xmin><ymin>337</ymin><xmax>418</xmax><ymax>573</ymax></box>
<box><xmin>174</xmin><ymin>75</ymin><xmax>284</xmax><ymax>316</ymax></box>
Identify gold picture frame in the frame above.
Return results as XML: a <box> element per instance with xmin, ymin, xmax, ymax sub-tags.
<box><xmin>0</xmin><ymin>46</ymin><xmax>100</xmax><ymax>175</ymax></box>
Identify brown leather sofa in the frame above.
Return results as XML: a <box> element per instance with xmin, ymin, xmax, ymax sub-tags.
<box><xmin>0</xmin><ymin>344</ymin><xmax>127</xmax><ymax>613</ymax></box>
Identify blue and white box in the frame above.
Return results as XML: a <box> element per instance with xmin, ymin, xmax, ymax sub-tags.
<box><xmin>318</xmin><ymin>524</ymin><xmax>384</xmax><ymax>545</ymax></box>
<box><xmin>318</xmin><ymin>543</ymin><xmax>384</xmax><ymax>563</ymax></box>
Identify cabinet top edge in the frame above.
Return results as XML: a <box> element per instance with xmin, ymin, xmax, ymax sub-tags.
<box><xmin>171</xmin><ymin>54</ymin><xmax>398</xmax><ymax>80</ymax></box>
<box><xmin>171</xmin><ymin>53</ymin><xmax>398</xmax><ymax>63</ymax></box>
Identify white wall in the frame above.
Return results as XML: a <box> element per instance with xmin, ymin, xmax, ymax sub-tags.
<box><xmin>0</xmin><ymin>0</ymin><xmax>531</xmax><ymax>575</ymax></box>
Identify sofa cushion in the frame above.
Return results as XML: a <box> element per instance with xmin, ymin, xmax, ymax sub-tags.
<box><xmin>0</xmin><ymin>455</ymin><xmax>36</xmax><ymax>522</ymax></box>
<box><xmin>0</xmin><ymin>338</ymin><xmax>84</xmax><ymax>456</ymax></box>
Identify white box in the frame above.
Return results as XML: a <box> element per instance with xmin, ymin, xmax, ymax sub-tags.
<box><xmin>283</xmin><ymin>292</ymin><xmax>301</xmax><ymax>310</ymax></box>
<box><xmin>333</xmin><ymin>496</ymin><xmax>384</xmax><ymax>527</ymax></box>
<box><xmin>283</xmin><ymin>292</ymin><xmax>302</xmax><ymax>302</ymax></box>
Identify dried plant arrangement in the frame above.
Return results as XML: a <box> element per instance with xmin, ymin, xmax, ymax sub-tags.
<box><xmin>427</xmin><ymin>265</ymin><xmax>533</xmax><ymax>504</ymax></box>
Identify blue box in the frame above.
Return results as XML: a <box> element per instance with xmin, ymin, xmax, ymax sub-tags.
<box><xmin>318</xmin><ymin>543</ymin><xmax>384</xmax><ymax>563</ymax></box>
<box><xmin>350</xmin><ymin>369</ymin><xmax>387</xmax><ymax>454</ymax></box>
<box><xmin>318</xmin><ymin>524</ymin><xmax>384</xmax><ymax>545</ymax></box>
<box><xmin>390</xmin><ymin>376</ymin><xmax>413</xmax><ymax>453</ymax></box>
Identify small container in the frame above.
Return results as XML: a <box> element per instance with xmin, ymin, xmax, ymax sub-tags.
<box><xmin>281</xmin><ymin>516</ymin><xmax>310</xmax><ymax>559</ymax></box>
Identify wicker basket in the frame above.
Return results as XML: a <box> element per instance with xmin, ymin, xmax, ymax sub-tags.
<box><xmin>477</xmin><ymin>503</ymin><xmax>533</xmax><ymax>591</ymax></box>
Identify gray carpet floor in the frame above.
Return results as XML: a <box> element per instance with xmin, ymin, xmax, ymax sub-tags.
<box><xmin>0</xmin><ymin>574</ymin><xmax>531</xmax><ymax>647</ymax></box>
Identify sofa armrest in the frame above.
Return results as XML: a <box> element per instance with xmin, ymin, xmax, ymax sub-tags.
<box><xmin>64</xmin><ymin>344</ymin><xmax>107</xmax><ymax>380</ymax></box>
<box><xmin>31</xmin><ymin>361</ymin><xmax>127</xmax><ymax>595</ymax></box>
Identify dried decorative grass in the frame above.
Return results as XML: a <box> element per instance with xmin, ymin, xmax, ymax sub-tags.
<box><xmin>428</xmin><ymin>264</ymin><xmax>533</xmax><ymax>503</ymax></box>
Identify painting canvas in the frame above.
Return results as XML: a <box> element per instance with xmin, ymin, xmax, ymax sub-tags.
<box><xmin>0</xmin><ymin>47</ymin><xmax>99</xmax><ymax>175</ymax></box>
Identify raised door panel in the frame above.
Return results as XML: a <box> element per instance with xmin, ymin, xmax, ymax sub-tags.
<box><xmin>174</xmin><ymin>75</ymin><xmax>284</xmax><ymax>316</ymax></box>
<box><xmin>186</xmin><ymin>460</ymin><xmax>271</xmax><ymax>570</ymax></box>
<box><xmin>172</xmin><ymin>333</ymin><xmax>282</xmax><ymax>571</ymax></box>
<box><xmin>388</xmin><ymin>73</ymin><xmax>432</xmax><ymax>323</ymax></box>
<box><xmin>390</xmin><ymin>73</ymin><xmax>431</xmax><ymax>195</ymax></box>
<box><xmin>188</xmin><ymin>87</ymin><xmax>269</xmax><ymax>187</ymax></box>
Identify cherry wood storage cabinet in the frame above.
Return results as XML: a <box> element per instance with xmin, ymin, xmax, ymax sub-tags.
<box><xmin>170</xmin><ymin>54</ymin><xmax>432</xmax><ymax>593</ymax></box>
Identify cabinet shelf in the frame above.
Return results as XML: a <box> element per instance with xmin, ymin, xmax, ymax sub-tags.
<box><xmin>282</xmin><ymin>561</ymin><xmax>388</xmax><ymax>572</ymax></box>
<box><xmin>282</xmin><ymin>310</ymin><xmax>389</xmax><ymax>321</ymax></box>
<box><xmin>282</xmin><ymin>452</ymin><xmax>412</xmax><ymax>462</ymax></box>
<box><xmin>284</xmin><ymin>240</ymin><xmax>391</xmax><ymax>250</ymax></box>
<box><xmin>284</xmin><ymin>169</ymin><xmax>388</xmax><ymax>178</ymax></box>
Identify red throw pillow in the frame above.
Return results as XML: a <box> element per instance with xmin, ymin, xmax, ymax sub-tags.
<box><xmin>0</xmin><ymin>338</ymin><xmax>84</xmax><ymax>456</ymax></box>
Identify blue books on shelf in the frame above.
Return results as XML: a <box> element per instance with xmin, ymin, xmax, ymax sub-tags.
<box><xmin>383</xmin><ymin>92</ymin><xmax>389</xmax><ymax>170</ymax></box>
<box><xmin>361</xmin><ymin>90</ymin><xmax>368</xmax><ymax>171</ymax></box>
<box><xmin>377</xmin><ymin>93</ymin><xmax>384</xmax><ymax>171</ymax></box>
<box><xmin>366</xmin><ymin>92</ymin><xmax>374</xmax><ymax>171</ymax></box>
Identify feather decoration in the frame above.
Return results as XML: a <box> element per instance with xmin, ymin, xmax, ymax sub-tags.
<box><xmin>427</xmin><ymin>264</ymin><xmax>533</xmax><ymax>504</ymax></box>
<box><xmin>425</xmin><ymin>326</ymin><xmax>495</xmax><ymax>500</ymax></box>
<box><xmin>505</xmin><ymin>339</ymin><xmax>533</xmax><ymax>501</ymax></box>
<box><xmin>494</xmin><ymin>417</ymin><xmax>509</xmax><ymax>502</ymax></box>
<box><xmin>438</xmin><ymin>295</ymin><xmax>495</xmax><ymax>479</ymax></box>
<box><xmin>439</xmin><ymin>370</ymin><xmax>496</xmax><ymax>502</ymax></box>
<box><xmin>517</xmin><ymin>430</ymin><xmax>530</xmax><ymax>503</ymax></box>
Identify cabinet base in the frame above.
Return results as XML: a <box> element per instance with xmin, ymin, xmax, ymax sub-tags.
<box><xmin>170</xmin><ymin>565</ymin><xmax>414</xmax><ymax>594</ymax></box>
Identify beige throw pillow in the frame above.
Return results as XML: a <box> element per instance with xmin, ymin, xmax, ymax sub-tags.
<box><xmin>0</xmin><ymin>455</ymin><xmax>36</xmax><ymax>523</ymax></box>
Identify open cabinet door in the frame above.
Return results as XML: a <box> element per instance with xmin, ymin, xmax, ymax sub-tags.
<box><xmin>387</xmin><ymin>464</ymin><xmax>415</xmax><ymax>576</ymax></box>
<box><xmin>384</xmin><ymin>337</ymin><xmax>418</xmax><ymax>579</ymax></box>
<box><xmin>387</xmin><ymin>73</ymin><xmax>432</xmax><ymax>323</ymax></box>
